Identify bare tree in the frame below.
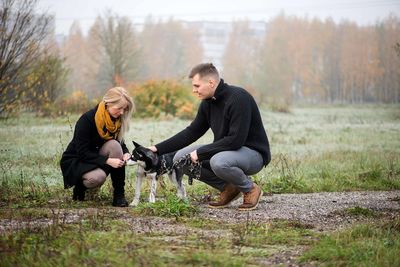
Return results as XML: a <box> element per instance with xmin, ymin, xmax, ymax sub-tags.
<box><xmin>139</xmin><ymin>18</ymin><xmax>203</xmax><ymax>81</ymax></box>
<box><xmin>91</xmin><ymin>12</ymin><xmax>139</xmax><ymax>89</ymax></box>
<box><xmin>0</xmin><ymin>0</ymin><xmax>52</xmax><ymax>117</ymax></box>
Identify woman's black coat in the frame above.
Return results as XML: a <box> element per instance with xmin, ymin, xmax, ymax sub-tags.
<box><xmin>60</xmin><ymin>106</ymin><xmax>128</xmax><ymax>188</ymax></box>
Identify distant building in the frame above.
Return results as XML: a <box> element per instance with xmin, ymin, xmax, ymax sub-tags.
<box><xmin>134</xmin><ymin>20</ymin><xmax>267</xmax><ymax>72</ymax></box>
<box><xmin>184</xmin><ymin>21</ymin><xmax>267</xmax><ymax>71</ymax></box>
<box><xmin>54</xmin><ymin>34</ymin><xmax>67</xmax><ymax>46</ymax></box>
<box><xmin>184</xmin><ymin>21</ymin><xmax>232</xmax><ymax>71</ymax></box>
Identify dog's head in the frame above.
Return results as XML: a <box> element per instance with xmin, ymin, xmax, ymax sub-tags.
<box><xmin>131</xmin><ymin>141</ymin><xmax>160</xmax><ymax>172</ymax></box>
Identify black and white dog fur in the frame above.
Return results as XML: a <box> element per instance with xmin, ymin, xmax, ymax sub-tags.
<box><xmin>127</xmin><ymin>141</ymin><xmax>186</xmax><ymax>206</ymax></box>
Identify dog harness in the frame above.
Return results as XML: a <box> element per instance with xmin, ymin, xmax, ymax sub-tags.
<box><xmin>173</xmin><ymin>154</ymin><xmax>202</xmax><ymax>185</ymax></box>
<box><xmin>158</xmin><ymin>154</ymin><xmax>174</xmax><ymax>176</ymax></box>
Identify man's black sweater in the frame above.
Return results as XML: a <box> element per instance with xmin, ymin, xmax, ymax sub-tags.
<box><xmin>155</xmin><ymin>79</ymin><xmax>271</xmax><ymax>165</ymax></box>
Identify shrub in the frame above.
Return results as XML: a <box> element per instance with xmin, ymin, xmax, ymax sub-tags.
<box><xmin>54</xmin><ymin>90</ymin><xmax>96</xmax><ymax>116</ymax></box>
<box><xmin>23</xmin><ymin>53</ymin><xmax>69</xmax><ymax>117</ymax></box>
<box><xmin>268</xmin><ymin>98</ymin><xmax>291</xmax><ymax>113</ymax></box>
<box><xmin>128</xmin><ymin>80</ymin><xmax>198</xmax><ymax>119</ymax></box>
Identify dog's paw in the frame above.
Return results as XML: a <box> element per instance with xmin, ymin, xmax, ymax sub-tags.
<box><xmin>177</xmin><ymin>193</ymin><xmax>187</xmax><ymax>200</ymax></box>
<box><xmin>129</xmin><ymin>200</ymin><xmax>139</xmax><ymax>207</ymax></box>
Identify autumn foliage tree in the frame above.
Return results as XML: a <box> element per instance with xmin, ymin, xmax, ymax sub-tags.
<box><xmin>222</xmin><ymin>21</ymin><xmax>263</xmax><ymax>101</ymax></box>
<box><xmin>139</xmin><ymin>17</ymin><xmax>203</xmax><ymax>81</ymax></box>
<box><xmin>375</xmin><ymin>15</ymin><xmax>400</xmax><ymax>103</ymax></box>
<box><xmin>0</xmin><ymin>0</ymin><xmax>52</xmax><ymax>117</ymax></box>
<box><xmin>62</xmin><ymin>21</ymin><xmax>94</xmax><ymax>96</ymax></box>
<box><xmin>23</xmin><ymin>52</ymin><xmax>69</xmax><ymax>115</ymax></box>
<box><xmin>222</xmin><ymin>14</ymin><xmax>400</xmax><ymax>104</ymax></box>
<box><xmin>255</xmin><ymin>14</ymin><xmax>293</xmax><ymax>104</ymax></box>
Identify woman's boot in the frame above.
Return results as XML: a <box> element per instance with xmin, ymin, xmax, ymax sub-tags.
<box><xmin>111</xmin><ymin>168</ymin><xmax>128</xmax><ymax>207</ymax></box>
<box><xmin>72</xmin><ymin>179</ymin><xmax>87</xmax><ymax>201</ymax></box>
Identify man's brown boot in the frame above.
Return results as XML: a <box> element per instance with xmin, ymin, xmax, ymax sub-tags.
<box><xmin>208</xmin><ymin>183</ymin><xmax>241</xmax><ymax>209</ymax></box>
<box><xmin>238</xmin><ymin>183</ymin><xmax>263</xmax><ymax>211</ymax></box>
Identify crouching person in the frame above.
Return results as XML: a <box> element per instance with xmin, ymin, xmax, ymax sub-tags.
<box><xmin>60</xmin><ymin>87</ymin><xmax>134</xmax><ymax>207</ymax></box>
<box><xmin>150</xmin><ymin>63</ymin><xmax>271</xmax><ymax>211</ymax></box>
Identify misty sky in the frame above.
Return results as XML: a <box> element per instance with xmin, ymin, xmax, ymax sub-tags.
<box><xmin>37</xmin><ymin>0</ymin><xmax>400</xmax><ymax>35</ymax></box>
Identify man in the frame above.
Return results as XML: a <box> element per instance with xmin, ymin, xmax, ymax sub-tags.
<box><xmin>150</xmin><ymin>63</ymin><xmax>271</xmax><ymax>211</ymax></box>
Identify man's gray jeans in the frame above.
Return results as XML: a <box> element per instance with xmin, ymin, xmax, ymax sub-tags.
<box><xmin>173</xmin><ymin>145</ymin><xmax>263</xmax><ymax>192</ymax></box>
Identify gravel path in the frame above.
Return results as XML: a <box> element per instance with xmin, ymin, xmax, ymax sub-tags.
<box><xmin>1</xmin><ymin>191</ymin><xmax>399</xmax><ymax>266</ymax></box>
<box><xmin>1</xmin><ymin>191</ymin><xmax>399</xmax><ymax>234</ymax></box>
<box><xmin>197</xmin><ymin>190</ymin><xmax>400</xmax><ymax>231</ymax></box>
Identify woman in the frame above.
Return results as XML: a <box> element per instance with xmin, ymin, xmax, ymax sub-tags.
<box><xmin>60</xmin><ymin>87</ymin><xmax>134</xmax><ymax>207</ymax></box>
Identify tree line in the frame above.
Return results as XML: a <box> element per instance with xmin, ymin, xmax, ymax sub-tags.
<box><xmin>223</xmin><ymin>14</ymin><xmax>400</xmax><ymax>104</ymax></box>
<box><xmin>62</xmin><ymin>13</ymin><xmax>202</xmax><ymax>99</ymax></box>
<box><xmin>1</xmin><ymin>0</ymin><xmax>399</xmax><ymax>118</ymax></box>
<box><xmin>61</xmin><ymin>12</ymin><xmax>400</xmax><ymax>105</ymax></box>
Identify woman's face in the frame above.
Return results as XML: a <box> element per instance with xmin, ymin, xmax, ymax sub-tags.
<box><xmin>107</xmin><ymin>102</ymin><xmax>128</xmax><ymax>119</ymax></box>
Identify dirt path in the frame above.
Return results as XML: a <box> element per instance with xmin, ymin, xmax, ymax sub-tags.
<box><xmin>1</xmin><ymin>191</ymin><xmax>399</xmax><ymax>266</ymax></box>
<box><xmin>1</xmin><ymin>190</ymin><xmax>399</xmax><ymax>234</ymax></box>
<box><xmin>197</xmin><ymin>190</ymin><xmax>400</xmax><ymax>231</ymax></box>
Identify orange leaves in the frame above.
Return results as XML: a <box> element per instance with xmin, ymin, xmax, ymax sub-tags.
<box><xmin>127</xmin><ymin>80</ymin><xmax>198</xmax><ymax>119</ymax></box>
<box><xmin>222</xmin><ymin>14</ymin><xmax>400</xmax><ymax>104</ymax></box>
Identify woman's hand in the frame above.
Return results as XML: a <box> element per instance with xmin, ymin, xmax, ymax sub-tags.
<box><xmin>106</xmin><ymin>158</ymin><xmax>125</xmax><ymax>168</ymax></box>
<box><xmin>122</xmin><ymin>153</ymin><xmax>131</xmax><ymax>162</ymax></box>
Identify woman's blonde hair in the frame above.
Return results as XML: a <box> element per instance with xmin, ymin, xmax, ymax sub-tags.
<box><xmin>103</xmin><ymin>87</ymin><xmax>134</xmax><ymax>141</ymax></box>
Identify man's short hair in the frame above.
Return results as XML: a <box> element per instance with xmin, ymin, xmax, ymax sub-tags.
<box><xmin>189</xmin><ymin>63</ymin><xmax>219</xmax><ymax>80</ymax></box>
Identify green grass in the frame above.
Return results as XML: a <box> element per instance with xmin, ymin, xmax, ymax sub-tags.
<box><xmin>2</xmin><ymin>210</ymin><xmax>398</xmax><ymax>266</ymax></box>
<box><xmin>261</xmin><ymin>105</ymin><xmax>400</xmax><ymax>193</ymax></box>
<box><xmin>2</xmin><ymin>214</ymin><xmax>398</xmax><ymax>266</ymax></box>
<box><xmin>0</xmin><ymin>212</ymin><xmax>320</xmax><ymax>267</ymax></box>
<box><xmin>300</xmin><ymin>218</ymin><xmax>400</xmax><ymax>267</ymax></box>
<box><xmin>1</xmin><ymin>105</ymin><xmax>400</xmax><ymax>266</ymax></box>
<box><xmin>132</xmin><ymin>194</ymin><xmax>198</xmax><ymax>218</ymax></box>
<box><xmin>342</xmin><ymin>206</ymin><xmax>377</xmax><ymax>217</ymax></box>
<box><xmin>2</xmin><ymin>105</ymin><xmax>399</xmax><ymax>198</ymax></box>
<box><xmin>230</xmin><ymin>219</ymin><xmax>318</xmax><ymax>248</ymax></box>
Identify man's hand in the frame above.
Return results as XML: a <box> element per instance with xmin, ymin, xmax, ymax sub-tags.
<box><xmin>148</xmin><ymin>146</ymin><xmax>157</xmax><ymax>152</ymax></box>
<box><xmin>190</xmin><ymin>150</ymin><xmax>198</xmax><ymax>163</ymax></box>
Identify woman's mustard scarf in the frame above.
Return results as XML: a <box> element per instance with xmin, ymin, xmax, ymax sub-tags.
<box><xmin>95</xmin><ymin>101</ymin><xmax>121</xmax><ymax>140</ymax></box>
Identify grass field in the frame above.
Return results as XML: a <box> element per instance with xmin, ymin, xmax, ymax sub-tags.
<box><xmin>0</xmin><ymin>105</ymin><xmax>399</xmax><ymax>266</ymax></box>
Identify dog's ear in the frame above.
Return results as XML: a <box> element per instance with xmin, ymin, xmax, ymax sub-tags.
<box><xmin>132</xmin><ymin>141</ymin><xmax>141</xmax><ymax>148</ymax></box>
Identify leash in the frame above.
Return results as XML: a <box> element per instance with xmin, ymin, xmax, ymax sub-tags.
<box><xmin>159</xmin><ymin>155</ymin><xmax>170</xmax><ymax>175</ymax></box>
<box><xmin>173</xmin><ymin>154</ymin><xmax>202</xmax><ymax>185</ymax></box>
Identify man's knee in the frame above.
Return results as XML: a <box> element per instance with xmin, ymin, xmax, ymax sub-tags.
<box><xmin>210</xmin><ymin>156</ymin><xmax>230</xmax><ymax>175</ymax></box>
<box><xmin>173</xmin><ymin>145</ymin><xmax>201</xmax><ymax>162</ymax></box>
<box><xmin>173</xmin><ymin>149</ymin><xmax>187</xmax><ymax>162</ymax></box>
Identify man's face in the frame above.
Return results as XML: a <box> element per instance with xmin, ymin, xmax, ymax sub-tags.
<box><xmin>191</xmin><ymin>74</ymin><xmax>215</xmax><ymax>100</ymax></box>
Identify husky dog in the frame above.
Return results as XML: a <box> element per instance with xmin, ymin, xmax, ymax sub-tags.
<box><xmin>127</xmin><ymin>141</ymin><xmax>186</xmax><ymax>206</ymax></box>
